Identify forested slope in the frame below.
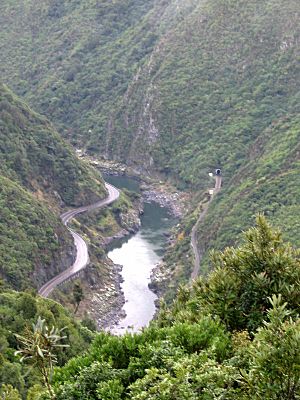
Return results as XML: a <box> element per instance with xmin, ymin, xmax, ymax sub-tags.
<box><xmin>0</xmin><ymin>175</ymin><xmax>72</xmax><ymax>290</ymax></box>
<box><xmin>0</xmin><ymin>84</ymin><xmax>106</xmax><ymax>290</ymax></box>
<box><xmin>104</xmin><ymin>0</ymin><xmax>300</xmax><ymax>267</ymax></box>
<box><xmin>0</xmin><ymin>84</ymin><xmax>106</xmax><ymax>207</ymax></box>
<box><xmin>0</xmin><ymin>0</ymin><xmax>176</xmax><ymax>147</ymax></box>
<box><xmin>197</xmin><ymin>115</ymin><xmax>300</xmax><ymax>270</ymax></box>
<box><xmin>0</xmin><ymin>0</ymin><xmax>204</xmax><ymax>153</ymax></box>
<box><xmin>105</xmin><ymin>0</ymin><xmax>299</xmax><ymax>184</ymax></box>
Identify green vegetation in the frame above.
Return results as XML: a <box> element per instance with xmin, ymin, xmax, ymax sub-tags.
<box><xmin>0</xmin><ymin>84</ymin><xmax>106</xmax><ymax>290</ymax></box>
<box><xmin>72</xmin><ymin>282</ymin><xmax>84</xmax><ymax>314</ymax></box>
<box><xmin>0</xmin><ymin>288</ymin><xmax>95</xmax><ymax>397</ymax></box>
<box><xmin>109</xmin><ymin>0</ymin><xmax>300</xmax><ymax>273</ymax></box>
<box><xmin>0</xmin><ymin>83</ymin><xmax>106</xmax><ymax>207</ymax></box>
<box><xmin>0</xmin><ymin>0</ymin><xmax>298</xmax><ymax>274</ymax></box>
<box><xmin>76</xmin><ymin>190</ymin><xmax>140</xmax><ymax>239</ymax></box>
<box><xmin>15</xmin><ymin>316</ymin><xmax>68</xmax><ymax>400</ymax></box>
<box><xmin>170</xmin><ymin>216</ymin><xmax>300</xmax><ymax>332</ymax></box>
<box><xmin>109</xmin><ymin>0</ymin><xmax>299</xmax><ymax>185</ymax></box>
<box><xmin>10</xmin><ymin>217</ymin><xmax>297</xmax><ymax>399</ymax></box>
<box><xmin>0</xmin><ymin>0</ymin><xmax>169</xmax><ymax>149</ymax></box>
<box><xmin>0</xmin><ymin>175</ymin><xmax>71</xmax><ymax>290</ymax></box>
<box><xmin>197</xmin><ymin>115</ymin><xmax>300</xmax><ymax>270</ymax></box>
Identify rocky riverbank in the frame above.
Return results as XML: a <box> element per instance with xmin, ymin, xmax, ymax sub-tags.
<box><xmin>83</xmin><ymin>155</ymin><xmax>187</xmax><ymax>219</ymax></box>
<box><xmin>149</xmin><ymin>259</ymin><xmax>174</xmax><ymax>300</ymax></box>
<box><xmin>72</xmin><ymin>193</ymin><xmax>142</xmax><ymax>329</ymax></box>
<box><xmin>141</xmin><ymin>187</ymin><xmax>183</xmax><ymax>218</ymax></box>
<box><xmin>51</xmin><ymin>259</ymin><xmax>126</xmax><ymax>330</ymax></box>
<box><xmin>87</xmin><ymin>262</ymin><xmax>126</xmax><ymax>330</ymax></box>
<box><xmin>67</xmin><ymin>154</ymin><xmax>187</xmax><ymax>329</ymax></box>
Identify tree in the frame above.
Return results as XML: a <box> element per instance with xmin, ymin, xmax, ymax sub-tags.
<box><xmin>242</xmin><ymin>295</ymin><xmax>300</xmax><ymax>399</ymax></box>
<box><xmin>0</xmin><ymin>384</ymin><xmax>21</xmax><ymax>400</ymax></box>
<box><xmin>15</xmin><ymin>317</ymin><xmax>68</xmax><ymax>400</ymax></box>
<box><xmin>17</xmin><ymin>292</ymin><xmax>37</xmax><ymax>319</ymax></box>
<box><xmin>73</xmin><ymin>282</ymin><xmax>84</xmax><ymax>314</ymax></box>
<box><xmin>192</xmin><ymin>215</ymin><xmax>300</xmax><ymax>331</ymax></box>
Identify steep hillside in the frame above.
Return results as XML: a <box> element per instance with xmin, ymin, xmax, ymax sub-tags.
<box><xmin>0</xmin><ymin>0</ymin><xmax>203</xmax><ymax>149</ymax></box>
<box><xmin>0</xmin><ymin>175</ymin><xmax>72</xmax><ymax>290</ymax></box>
<box><xmin>0</xmin><ymin>83</ymin><xmax>106</xmax><ymax>207</ymax></box>
<box><xmin>0</xmin><ymin>0</ymin><xmax>173</xmax><ymax>147</ymax></box>
<box><xmin>107</xmin><ymin>0</ymin><xmax>299</xmax><ymax>277</ymax></box>
<box><xmin>0</xmin><ymin>84</ymin><xmax>106</xmax><ymax>290</ymax></box>
<box><xmin>107</xmin><ymin>0</ymin><xmax>299</xmax><ymax>185</ymax></box>
<box><xmin>1</xmin><ymin>0</ymin><xmax>297</xmax><ymax>190</ymax></box>
<box><xmin>156</xmin><ymin>114</ymin><xmax>300</xmax><ymax>298</ymax></box>
<box><xmin>196</xmin><ymin>114</ymin><xmax>300</xmax><ymax>270</ymax></box>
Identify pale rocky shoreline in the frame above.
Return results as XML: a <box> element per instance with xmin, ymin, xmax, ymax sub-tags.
<box><xmin>85</xmin><ymin>155</ymin><xmax>185</xmax><ymax>218</ymax></box>
<box><xmin>141</xmin><ymin>188</ymin><xmax>183</xmax><ymax>218</ymax></box>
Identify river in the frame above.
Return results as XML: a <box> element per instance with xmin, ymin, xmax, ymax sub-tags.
<box><xmin>104</xmin><ymin>175</ymin><xmax>176</xmax><ymax>334</ymax></box>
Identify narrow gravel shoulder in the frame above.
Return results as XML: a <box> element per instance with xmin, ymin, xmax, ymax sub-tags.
<box><xmin>39</xmin><ymin>183</ymin><xmax>120</xmax><ymax>297</ymax></box>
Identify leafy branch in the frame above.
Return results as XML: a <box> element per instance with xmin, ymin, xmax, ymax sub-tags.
<box><xmin>15</xmin><ymin>316</ymin><xmax>69</xmax><ymax>399</ymax></box>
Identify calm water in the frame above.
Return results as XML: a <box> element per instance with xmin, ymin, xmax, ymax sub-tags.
<box><xmin>104</xmin><ymin>174</ymin><xmax>140</xmax><ymax>193</ymax></box>
<box><xmin>104</xmin><ymin>175</ymin><xmax>176</xmax><ymax>334</ymax></box>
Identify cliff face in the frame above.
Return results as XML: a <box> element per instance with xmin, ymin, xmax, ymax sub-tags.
<box><xmin>106</xmin><ymin>0</ymin><xmax>299</xmax><ymax>181</ymax></box>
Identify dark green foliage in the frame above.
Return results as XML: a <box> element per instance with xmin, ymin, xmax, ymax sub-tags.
<box><xmin>0</xmin><ymin>289</ymin><xmax>95</xmax><ymax>397</ymax></box>
<box><xmin>0</xmin><ymin>175</ymin><xmax>70</xmax><ymax>290</ymax></box>
<box><xmin>0</xmin><ymin>83</ymin><xmax>106</xmax><ymax>207</ymax></box>
<box><xmin>101</xmin><ymin>0</ymin><xmax>299</xmax><ymax>187</ymax></box>
<box><xmin>198</xmin><ymin>115</ymin><xmax>300</xmax><ymax>270</ymax></box>
<box><xmin>0</xmin><ymin>0</ymin><xmax>167</xmax><ymax>151</ymax></box>
<box><xmin>0</xmin><ymin>83</ymin><xmax>106</xmax><ymax>290</ymax></box>
<box><xmin>242</xmin><ymin>295</ymin><xmax>300</xmax><ymax>399</ymax></box>
<box><xmin>53</xmin><ymin>317</ymin><xmax>231</xmax><ymax>399</ymax></box>
<box><xmin>72</xmin><ymin>282</ymin><xmax>84</xmax><ymax>314</ymax></box>
<box><xmin>171</xmin><ymin>216</ymin><xmax>300</xmax><ymax>332</ymax></box>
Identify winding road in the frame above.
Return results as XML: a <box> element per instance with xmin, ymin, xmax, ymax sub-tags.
<box><xmin>38</xmin><ymin>183</ymin><xmax>120</xmax><ymax>297</ymax></box>
<box><xmin>190</xmin><ymin>175</ymin><xmax>222</xmax><ymax>280</ymax></box>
